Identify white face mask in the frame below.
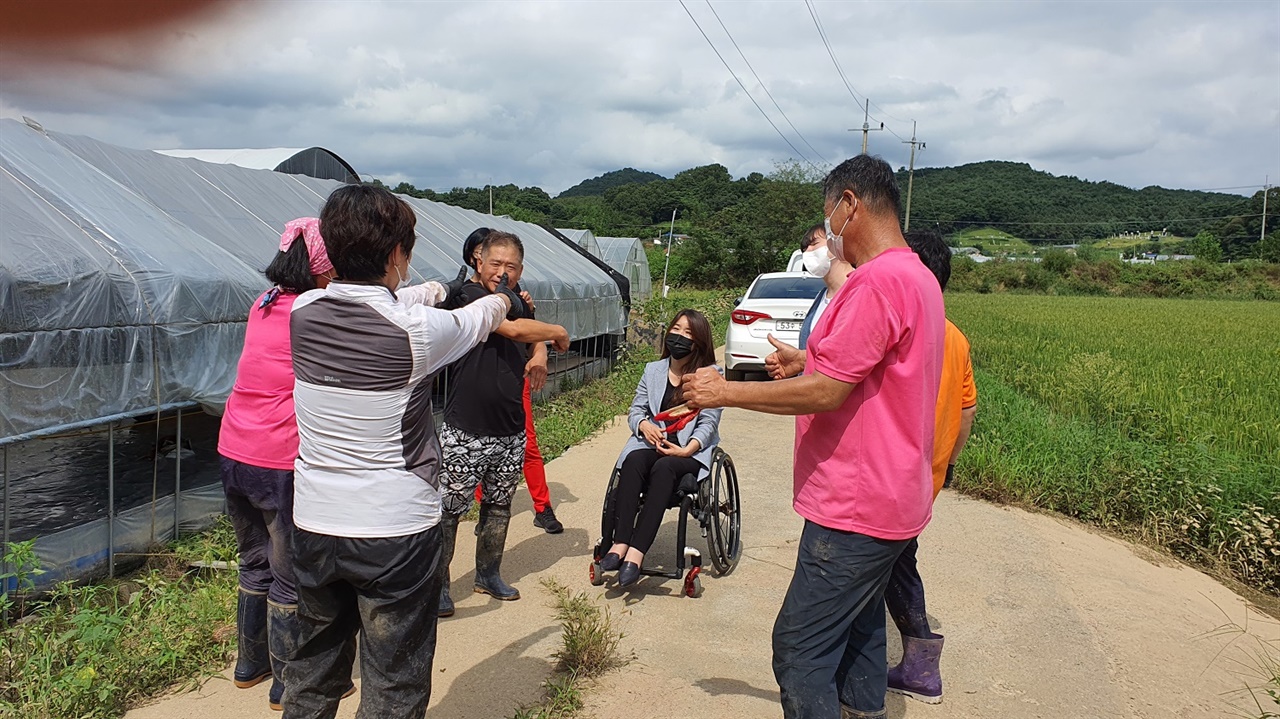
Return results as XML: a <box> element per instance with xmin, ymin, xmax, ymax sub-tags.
<box><xmin>395</xmin><ymin>263</ymin><xmax>411</xmax><ymax>290</ymax></box>
<box><xmin>801</xmin><ymin>245</ymin><xmax>832</xmax><ymax>277</ymax></box>
<box><xmin>824</xmin><ymin>196</ymin><xmax>853</xmax><ymax>263</ymax></box>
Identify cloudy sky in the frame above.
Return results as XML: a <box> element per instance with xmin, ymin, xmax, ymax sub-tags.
<box><xmin>2</xmin><ymin>0</ymin><xmax>1277</xmax><ymax>196</ymax></box>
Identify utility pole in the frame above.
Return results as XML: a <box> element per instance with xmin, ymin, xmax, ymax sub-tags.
<box><xmin>488</xmin><ymin>181</ymin><xmax>493</xmax><ymax>215</ymax></box>
<box><xmin>902</xmin><ymin>120</ymin><xmax>926</xmax><ymax>231</ymax></box>
<box><xmin>848</xmin><ymin>98</ymin><xmax>884</xmax><ymax>155</ymax></box>
<box><xmin>1262</xmin><ymin>176</ymin><xmax>1270</xmax><ymax>242</ymax></box>
<box><xmin>661</xmin><ymin>208</ymin><xmax>678</xmax><ymax>299</ymax></box>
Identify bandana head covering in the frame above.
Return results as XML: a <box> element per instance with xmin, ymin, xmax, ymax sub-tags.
<box><xmin>280</xmin><ymin>217</ymin><xmax>334</xmax><ymax>276</ymax></box>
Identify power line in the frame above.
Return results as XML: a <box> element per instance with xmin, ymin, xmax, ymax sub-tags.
<box><xmin>704</xmin><ymin>0</ymin><xmax>829</xmax><ymax>166</ymax></box>
<box><xmin>802</xmin><ymin>0</ymin><xmax>908</xmax><ymax>146</ymax></box>
<box><xmin>679</xmin><ymin>0</ymin><xmax>825</xmax><ymax>174</ymax></box>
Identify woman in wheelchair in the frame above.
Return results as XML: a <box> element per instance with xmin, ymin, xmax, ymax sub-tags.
<box><xmin>603</xmin><ymin>309</ymin><xmax>723</xmax><ymax>587</ymax></box>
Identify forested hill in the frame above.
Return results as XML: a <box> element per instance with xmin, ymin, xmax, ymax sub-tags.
<box><xmin>896</xmin><ymin>161</ymin><xmax>1251</xmax><ymax>242</ymax></box>
<box><xmin>381</xmin><ymin>159</ymin><xmax>1274</xmax><ymax>284</ymax></box>
<box><xmin>558</xmin><ymin>168</ymin><xmax>666</xmax><ymax>198</ymax></box>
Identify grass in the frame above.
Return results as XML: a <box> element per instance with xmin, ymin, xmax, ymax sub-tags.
<box><xmin>0</xmin><ymin>520</ymin><xmax>239</xmax><ymax>719</ymax></box>
<box><xmin>510</xmin><ymin>579</ymin><xmax>627</xmax><ymax>719</ymax></box>
<box><xmin>951</xmin><ymin>227</ymin><xmax>1034</xmax><ymax>255</ymax></box>
<box><xmin>1092</xmin><ymin>233</ymin><xmax>1188</xmax><ymax>251</ymax></box>
<box><xmin>947</xmin><ymin>294</ymin><xmax>1280</xmax><ymax>594</ymax></box>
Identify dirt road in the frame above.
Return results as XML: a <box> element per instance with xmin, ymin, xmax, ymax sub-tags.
<box><xmin>129</xmin><ymin>409</ymin><xmax>1279</xmax><ymax>719</ymax></box>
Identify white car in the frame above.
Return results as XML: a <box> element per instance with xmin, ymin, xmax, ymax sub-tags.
<box><xmin>724</xmin><ymin>271</ymin><xmax>827</xmax><ymax>380</ymax></box>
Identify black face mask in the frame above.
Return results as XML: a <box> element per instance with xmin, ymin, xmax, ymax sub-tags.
<box><xmin>665</xmin><ymin>333</ymin><xmax>694</xmax><ymax>360</ymax></box>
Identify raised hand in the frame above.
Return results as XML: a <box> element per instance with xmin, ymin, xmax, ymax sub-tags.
<box><xmin>442</xmin><ymin>265</ymin><xmax>469</xmax><ymax>306</ymax></box>
<box><xmin>494</xmin><ymin>273</ymin><xmax>525</xmax><ymax>320</ymax></box>
<box><xmin>764</xmin><ymin>334</ymin><xmax>805</xmax><ymax>380</ymax></box>
<box><xmin>682</xmin><ymin>366</ymin><xmax>728</xmax><ymax>410</ymax></box>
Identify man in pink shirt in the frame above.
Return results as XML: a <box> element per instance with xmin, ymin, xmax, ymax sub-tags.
<box><xmin>684</xmin><ymin>155</ymin><xmax>944</xmax><ymax>719</ymax></box>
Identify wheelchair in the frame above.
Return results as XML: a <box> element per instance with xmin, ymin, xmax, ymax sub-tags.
<box><xmin>589</xmin><ymin>447</ymin><xmax>742</xmax><ymax>597</ymax></box>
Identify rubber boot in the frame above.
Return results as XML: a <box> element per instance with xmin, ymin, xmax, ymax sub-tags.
<box><xmin>267</xmin><ymin>601</ymin><xmax>358</xmax><ymax>711</ymax></box>
<box><xmin>267</xmin><ymin>600</ymin><xmax>294</xmax><ymax>710</ymax></box>
<box><xmin>473</xmin><ymin>502</ymin><xmax>520</xmax><ymax>600</ymax></box>
<box><xmin>438</xmin><ymin>513</ymin><xmax>460</xmax><ymax>617</ymax></box>
<box><xmin>887</xmin><ymin>633</ymin><xmax>944</xmax><ymax>704</ymax></box>
<box><xmin>234</xmin><ymin>589</ymin><xmax>272</xmax><ymax>688</ymax></box>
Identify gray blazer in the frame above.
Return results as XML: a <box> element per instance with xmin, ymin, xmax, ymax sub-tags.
<box><xmin>615</xmin><ymin>359</ymin><xmax>724</xmax><ymax>481</ymax></box>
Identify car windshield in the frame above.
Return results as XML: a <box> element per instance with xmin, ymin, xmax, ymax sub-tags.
<box><xmin>748</xmin><ymin>276</ymin><xmax>826</xmax><ymax>300</ymax></box>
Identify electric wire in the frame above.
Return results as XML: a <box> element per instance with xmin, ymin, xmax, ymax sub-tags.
<box><xmin>679</xmin><ymin>0</ymin><xmax>825</xmax><ymax>174</ymax></box>
<box><xmin>803</xmin><ymin>0</ymin><xmax>909</xmax><ymax>144</ymax></box>
<box><xmin>705</xmin><ymin>0</ymin><xmax>830</xmax><ymax>166</ymax></box>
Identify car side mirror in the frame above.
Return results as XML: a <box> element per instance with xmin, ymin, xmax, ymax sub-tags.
<box><xmin>734</xmin><ymin>297</ymin><xmax>743</xmax><ymax>307</ymax></box>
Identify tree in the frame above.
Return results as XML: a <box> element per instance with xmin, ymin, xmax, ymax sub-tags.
<box><xmin>1191</xmin><ymin>230</ymin><xmax>1222</xmax><ymax>263</ymax></box>
<box><xmin>1257</xmin><ymin>231</ymin><xmax>1280</xmax><ymax>263</ymax></box>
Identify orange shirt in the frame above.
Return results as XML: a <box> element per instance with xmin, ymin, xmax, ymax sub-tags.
<box><xmin>932</xmin><ymin>319</ymin><xmax>977</xmax><ymax>498</ymax></box>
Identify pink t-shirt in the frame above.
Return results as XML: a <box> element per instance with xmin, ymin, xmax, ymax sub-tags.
<box><xmin>218</xmin><ymin>292</ymin><xmax>300</xmax><ymax>471</ymax></box>
<box><xmin>793</xmin><ymin>246</ymin><xmax>945</xmax><ymax>540</ymax></box>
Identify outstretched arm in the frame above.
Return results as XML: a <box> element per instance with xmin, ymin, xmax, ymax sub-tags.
<box><xmin>683</xmin><ymin>366</ymin><xmax>854</xmax><ymax>415</ymax></box>
<box><xmin>496</xmin><ymin>318</ymin><xmax>570</xmax><ymax>352</ymax></box>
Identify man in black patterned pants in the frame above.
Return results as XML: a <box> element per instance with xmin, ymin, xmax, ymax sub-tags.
<box><xmin>436</xmin><ymin>231</ymin><xmax>570</xmax><ymax>617</ymax></box>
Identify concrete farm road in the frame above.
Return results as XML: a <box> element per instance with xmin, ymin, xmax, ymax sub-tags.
<box><xmin>128</xmin><ymin>409</ymin><xmax>1279</xmax><ymax>719</ymax></box>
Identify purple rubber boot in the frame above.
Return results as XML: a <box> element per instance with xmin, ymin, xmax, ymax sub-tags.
<box><xmin>887</xmin><ymin>633</ymin><xmax>944</xmax><ymax>704</ymax></box>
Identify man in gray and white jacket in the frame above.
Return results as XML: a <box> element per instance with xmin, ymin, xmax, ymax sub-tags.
<box><xmin>282</xmin><ymin>184</ymin><xmax>521</xmax><ymax>719</ymax></box>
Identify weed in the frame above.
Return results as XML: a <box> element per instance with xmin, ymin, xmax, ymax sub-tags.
<box><xmin>542</xmin><ymin>578</ymin><xmax>626</xmax><ymax>677</ymax></box>
<box><xmin>509</xmin><ymin>580</ymin><xmax>628</xmax><ymax>719</ymax></box>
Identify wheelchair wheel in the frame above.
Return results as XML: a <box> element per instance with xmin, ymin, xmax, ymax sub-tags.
<box><xmin>707</xmin><ymin>448</ymin><xmax>741</xmax><ymax>575</ymax></box>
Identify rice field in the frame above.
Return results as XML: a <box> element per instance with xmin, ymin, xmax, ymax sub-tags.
<box><xmin>944</xmin><ymin>293</ymin><xmax>1280</xmax><ymax>594</ymax></box>
<box><xmin>946</xmin><ymin>294</ymin><xmax>1280</xmax><ymax>467</ymax></box>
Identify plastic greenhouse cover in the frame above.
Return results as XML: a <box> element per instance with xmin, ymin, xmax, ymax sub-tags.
<box><xmin>0</xmin><ymin>120</ymin><xmax>624</xmax><ymax>441</ymax></box>
<box><xmin>556</xmin><ymin>228</ymin><xmax>602</xmax><ymax>258</ymax></box>
<box><xmin>596</xmin><ymin>236</ymin><xmax>653</xmax><ymax>301</ymax></box>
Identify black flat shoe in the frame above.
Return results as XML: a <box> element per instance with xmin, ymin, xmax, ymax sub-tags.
<box><xmin>618</xmin><ymin>561</ymin><xmax>641</xmax><ymax>587</ymax></box>
<box><xmin>599</xmin><ymin>552</ymin><xmax>623</xmax><ymax>572</ymax></box>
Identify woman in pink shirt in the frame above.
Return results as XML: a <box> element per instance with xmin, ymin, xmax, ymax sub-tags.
<box><xmin>217</xmin><ymin>218</ymin><xmax>348</xmax><ymax>711</ymax></box>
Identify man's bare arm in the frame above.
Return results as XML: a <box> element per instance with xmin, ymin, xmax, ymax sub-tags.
<box><xmin>683</xmin><ymin>366</ymin><xmax>854</xmax><ymax>416</ymax></box>
<box><xmin>950</xmin><ymin>405</ymin><xmax>977</xmax><ymax>463</ymax></box>
<box><xmin>495</xmin><ymin>318</ymin><xmax>570</xmax><ymax>349</ymax></box>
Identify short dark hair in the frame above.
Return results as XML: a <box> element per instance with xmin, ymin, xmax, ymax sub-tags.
<box><xmin>319</xmin><ymin>184</ymin><xmax>417</xmax><ymax>282</ymax></box>
<box><xmin>904</xmin><ymin>228</ymin><xmax>951</xmax><ymax>291</ymax></box>
<box><xmin>463</xmin><ymin>227</ymin><xmax>492</xmax><ymax>267</ymax></box>
<box><xmin>264</xmin><ymin>231</ymin><xmax>318</xmax><ymax>293</ymax></box>
<box><xmin>822</xmin><ymin>155</ymin><xmax>900</xmax><ymax>218</ymax></box>
<box><xmin>800</xmin><ymin>223</ymin><xmax>825</xmax><ymax>253</ymax></box>
<box><xmin>481</xmin><ymin>231</ymin><xmax>524</xmax><ymax>261</ymax></box>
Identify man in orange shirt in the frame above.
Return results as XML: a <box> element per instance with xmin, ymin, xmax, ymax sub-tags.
<box><xmin>883</xmin><ymin>229</ymin><xmax>977</xmax><ymax>705</ymax></box>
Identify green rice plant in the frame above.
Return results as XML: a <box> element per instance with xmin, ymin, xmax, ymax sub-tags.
<box><xmin>957</xmin><ymin>368</ymin><xmax>1279</xmax><ymax>594</ymax></box>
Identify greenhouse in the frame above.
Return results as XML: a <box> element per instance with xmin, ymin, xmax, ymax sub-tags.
<box><xmin>594</xmin><ymin>236</ymin><xmax>653</xmax><ymax>301</ymax></box>
<box><xmin>0</xmin><ymin>118</ymin><xmax>626</xmax><ymax>588</ymax></box>
<box><xmin>556</xmin><ymin>227</ymin><xmax>602</xmax><ymax>258</ymax></box>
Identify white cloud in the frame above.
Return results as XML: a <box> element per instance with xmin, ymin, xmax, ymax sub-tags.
<box><xmin>1</xmin><ymin>0</ymin><xmax>1275</xmax><ymax>195</ymax></box>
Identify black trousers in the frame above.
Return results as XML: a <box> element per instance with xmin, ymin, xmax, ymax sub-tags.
<box><xmin>612</xmin><ymin>449</ymin><xmax>701</xmax><ymax>554</ymax></box>
<box><xmin>284</xmin><ymin>525</ymin><xmax>443</xmax><ymax>719</ymax></box>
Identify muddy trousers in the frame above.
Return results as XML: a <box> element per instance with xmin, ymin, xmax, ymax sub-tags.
<box><xmin>283</xmin><ymin>526</ymin><xmax>443</xmax><ymax>719</ymax></box>
<box><xmin>772</xmin><ymin>521</ymin><xmax>910</xmax><ymax>719</ymax></box>
<box><xmin>882</xmin><ymin>538</ymin><xmax>932</xmax><ymax>639</ymax></box>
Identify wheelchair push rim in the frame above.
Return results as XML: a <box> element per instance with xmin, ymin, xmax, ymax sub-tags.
<box><xmin>707</xmin><ymin>448</ymin><xmax>741</xmax><ymax>575</ymax></box>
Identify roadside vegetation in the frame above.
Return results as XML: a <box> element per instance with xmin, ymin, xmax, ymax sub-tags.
<box><xmin>1</xmin><ymin>521</ymin><xmax>239</xmax><ymax>719</ymax></box>
<box><xmin>949</xmin><ymin>254</ymin><xmax>1280</xmax><ymax>300</ymax></box>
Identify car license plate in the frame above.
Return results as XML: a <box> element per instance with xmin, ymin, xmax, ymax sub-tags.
<box><xmin>775</xmin><ymin>320</ymin><xmax>801</xmax><ymax>332</ymax></box>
